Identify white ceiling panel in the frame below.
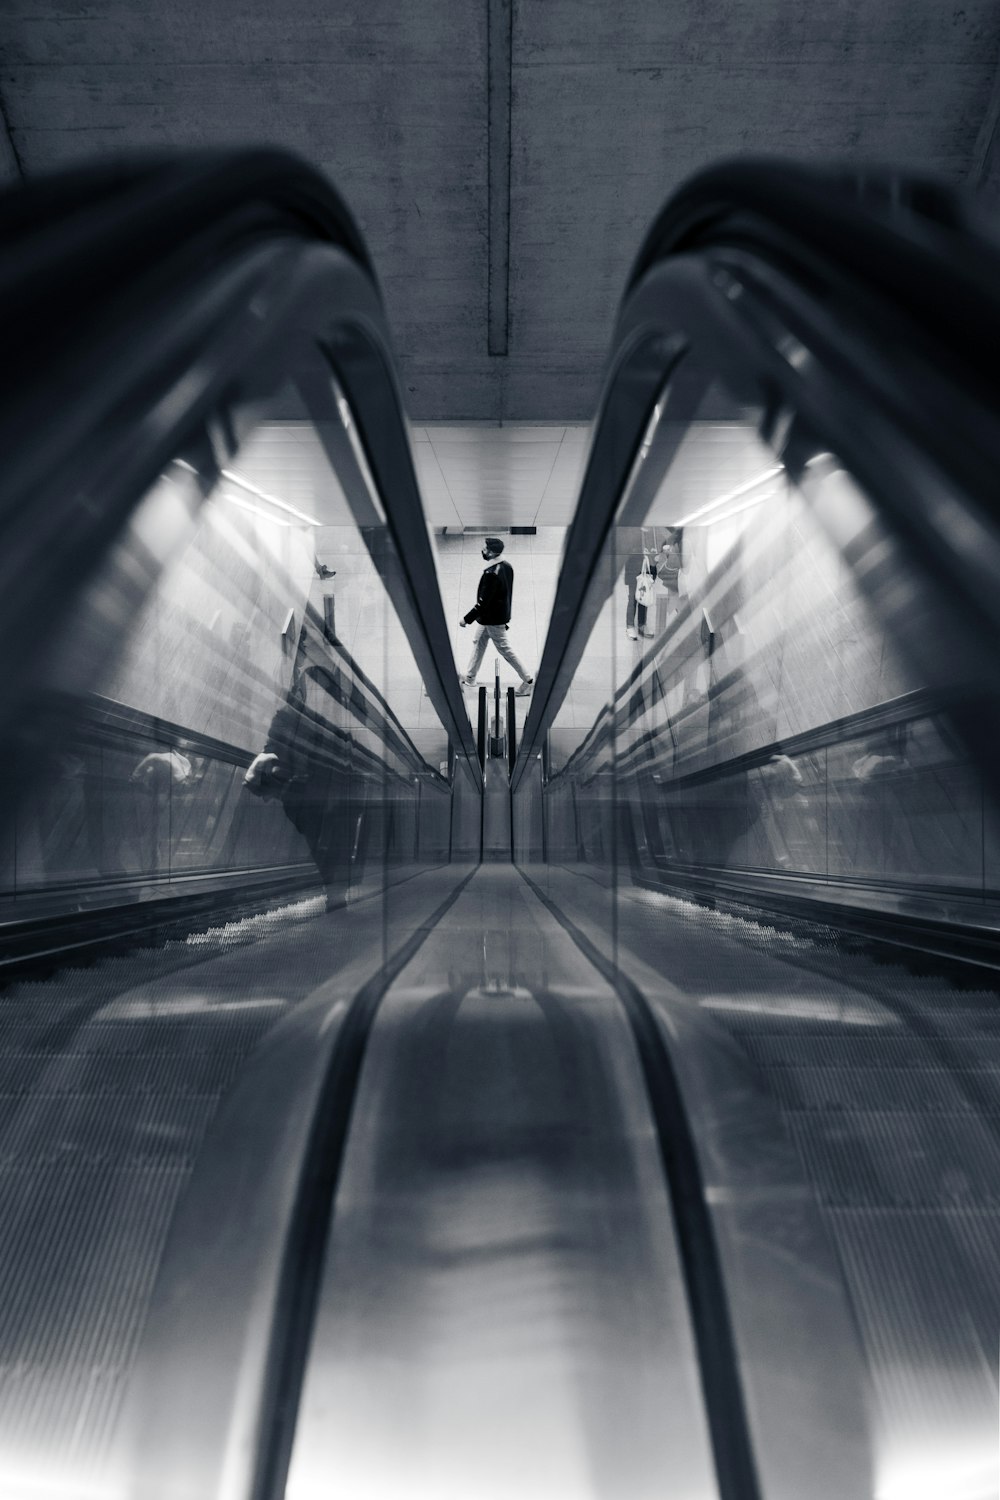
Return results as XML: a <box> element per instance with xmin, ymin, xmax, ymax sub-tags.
<box><xmin>411</xmin><ymin>424</ymin><xmax>590</xmax><ymax>526</ymax></box>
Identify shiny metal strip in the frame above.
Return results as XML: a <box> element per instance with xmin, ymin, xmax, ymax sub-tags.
<box><xmin>298</xmin><ymin>341</ymin><xmax>482</xmax><ymax>783</ymax></box>
<box><xmin>116</xmin><ymin>866</ymin><xmax>477</xmax><ymax>1500</ymax></box>
<box><xmin>285</xmin><ymin>866</ymin><xmax>720</xmax><ymax>1500</ymax></box>
<box><xmin>519</xmin><ymin>865</ymin><xmax>873</xmax><ymax>1500</ymax></box>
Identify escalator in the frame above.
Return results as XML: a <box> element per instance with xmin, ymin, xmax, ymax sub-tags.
<box><xmin>0</xmin><ymin>152</ymin><xmax>485</xmax><ymax>1498</ymax></box>
<box><xmin>511</xmin><ymin>162</ymin><xmax>1000</xmax><ymax>1500</ymax></box>
<box><xmin>0</xmin><ymin>152</ymin><xmax>999</xmax><ymax>1500</ymax></box>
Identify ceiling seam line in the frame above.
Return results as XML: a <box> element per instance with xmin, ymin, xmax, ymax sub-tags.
<box><xmin>970</xmin><ymin>48</ymin><xmax>1000</xmax><ymax>186</ymax></box>
<box><xmin>426</xmin><ymin>434</ymin><xmax>463</xmax><ymax>527</ymax></box>
<box><xmin>0</xmin><ymin>84</ymin><xmax>25</xmax><ymax>181</ymax></box>
<box><xmin>534</xmin><ymin>430</ymin><xmax>566</xmax><ymax>524</ymax></box>
<box><xmin>487</xmin><ymin>0</ymin><xmax>512</xmax><ymax>359</ymax></box>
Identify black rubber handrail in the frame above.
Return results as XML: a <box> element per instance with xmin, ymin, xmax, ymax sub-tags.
<box><xmin>0</xmin><ymin>149</ymin><xmax>482</xmax><ymax>793</ymax></box>
<box><xmin>0</xmin><ymin>149</ymin><xmax>375</xmax><ymax>392</ymax></box>
<box><xmin>628</xmin><ymin>157</ymin><xmax>1000</xmax><ymax>398</ymax></box>
<box><xmin>512</xmin><ymin>163</ymin><xmax>1000</xmax><ymax>796</ymax></box>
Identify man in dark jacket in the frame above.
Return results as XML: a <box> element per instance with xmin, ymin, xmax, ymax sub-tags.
<box><xmin>459</xmin><ymin>536</ymin><xmax>534</xmax><ymax>694</ymax></box>
<box><xmin>242</xmin><ymin>658</ymin><xmax>363</xmax><ymax>910</ymax></box>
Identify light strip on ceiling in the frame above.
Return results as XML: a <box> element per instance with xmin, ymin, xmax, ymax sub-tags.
<box><xmin>221</xmin><ymin>468</ymin><xmax>322</xmax><ymax>526</ymax></box>
<box><xmin>222</xmin><ymin>492</ymin><xmax>292</xmax><ymax>528</ymax></box>
<box><xmin>672</xmin><ymin>463</ymin><xmax>784</xmax><ymax>527</ymax></box>
<box><xmin>699</xmin><ymin>485</ymin><xmax>781</xmax><ymax>527</ymax></box>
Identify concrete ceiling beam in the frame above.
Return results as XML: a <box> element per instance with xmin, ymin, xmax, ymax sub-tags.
<box><xmin>970</xmin><ymin>55</ymin><xmax>1000</xmax><ymax>200</ymax></box>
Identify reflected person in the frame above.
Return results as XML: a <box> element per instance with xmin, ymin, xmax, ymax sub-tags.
<box><xmin>652</xmin><ymin>530</ymin><xmax>684</xmax><ymax>637</ymax></box>
<box><xmin>459</xmin><ymin>536</ymin><xmax>534</xmax><ymax>694</ymax></box>
<box><xmin>623</xmin><ymin>545</ymin><xmax>656</xmax><ymax>640</ymax></box>
<box><xmin>753</xmin><ymin>747</ymin><xmax>819</xmax><ymax>869</ymax></box>
<box><xmin>243</xmin><ymin>663</ymin><xmax>360</xmax><ymax>911</ymax></box>
<box><xmin>129</xmin><ymin>749</ymin><xmax>195</xmax><ymax>874</ymax></box>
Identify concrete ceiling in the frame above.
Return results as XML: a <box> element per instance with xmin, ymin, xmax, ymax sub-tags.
<box><xmin>1</xmin><ymin>2</ymin><xmax>999</xmax><ymax>425</ymax></box>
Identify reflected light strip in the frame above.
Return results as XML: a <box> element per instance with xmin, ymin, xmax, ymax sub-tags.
<box><xmin>223</xmin><ymin>492</ymin><xmax>292</xmax><ymax>528</ymax></box>
<box><xmin>637</xmin><ymin>401</ymin><xmax>663</xmax><ymax>462</ymax></box>
<box><xmin>697</xmin><ymin>484</ymin><xmax>781</xmax><ymax>528</ymax></box>
<box><xmin>672</xmin><ymin>464</ymin><xmax>783</xmax><ymax>527</ymax></box>
<box><xmin>221</xmin><ymin>468</ymin><xmax>321</xmax><ymax>526</ymax></box>
<box><xmin>334</xmin><ymin>388</ymin><xmax>389</xmax><ymax>526</ymax></box>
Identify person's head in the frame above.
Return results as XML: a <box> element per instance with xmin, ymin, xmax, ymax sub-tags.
<box><xmin>482</xmin><ymin>536</ymin><xmax>505</xmax><ymax>560</ymax></box>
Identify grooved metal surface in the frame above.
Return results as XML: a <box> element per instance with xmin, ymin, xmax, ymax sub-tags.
<box><xmin>786</xmin><ymin>1110</ymin><xmax>1000</xmax><ymax>1208</ymax></box>
<box><xmin>550</xmin><ymin>874</ymin><xmax>1000</xmax><ymax>1499</ymax></box>
<box><xmin>0</xmin><ymin>879</ymin><xmax>455</xmax><ymax>1492</ymax></box>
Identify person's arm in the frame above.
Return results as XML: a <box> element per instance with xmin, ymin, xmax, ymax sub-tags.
<box><xmin>243</xmin><ymin>751</ymin><xmax>280</xmax><ymax>792</ymax></box>
<box><xmin>244</xmin><ymin>698</ymin><xmax>299</xmax><ymax>794</ymax></box>
<box><xmin>461</xmin><ymin>568</ymin><xmax>498</xmax><ymax>626</ymax></box>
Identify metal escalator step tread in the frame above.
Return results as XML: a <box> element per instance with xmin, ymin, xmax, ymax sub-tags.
<box><xmin>738</xmin><ymin>1034</ymin><xmax>940</xmax><ymax>1068</ymax></box>
<box><xmin>765</xmin><ymin>1064</ymin><xmax>1000</xmax><ymax>1112</ymax></box>
<box><xmin>825</xmin><ymin>1206</ymin><xmax>1000</xmax><ymax>1426</ymax></box>
<box><xmin>786</xmin><ymin>1110</ymin><xmax>1000</xmax><ymax>1208</ymax></box>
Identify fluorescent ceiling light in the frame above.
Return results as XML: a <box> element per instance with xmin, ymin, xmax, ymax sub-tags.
<box><xmin>673</xmin><ymin>463</ymin><xmax>783</xmax><ymax>527</ymax></box>
<box><xmin>222</xmin><ymin>492</ymin><xmax>292</xmax><ymax>528</ymax></box>
<box><xmin>171</xmin><ymin>458</ymin><xmax>319</xmax><ymax>528</ymax></box>
<box><xmin>221</xmin><ymin>468</ymin><xmax>321</xmax><ymax>526</ymax></box>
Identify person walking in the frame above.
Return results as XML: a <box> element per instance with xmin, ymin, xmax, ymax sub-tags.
<box><xmin>652</xmin><ymin>529</ymin><xmax>683</xmax><ymax>636</ymax></box>
<box><xmin>623</xmin><ymin>544</ymin><xmax>656</xmax><ymax>639</ymax></box>
<box><xmin>459</xmin><ymin>536</ymin><xmax>534</xmax><ymax>695</ymax></box>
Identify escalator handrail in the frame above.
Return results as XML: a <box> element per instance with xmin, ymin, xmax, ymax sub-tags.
<box><xmin>0</xmin><ymin>148</ymin><xmax>375</xmax><ymax>386</ymax></box>
<box><xmin>511</xmin><ymin>162</ymin><xmax>1000</xmax><ymax>794</ymax></box>
<box><xmin>0</xmin><ymin>149</ymin><xmax>483</xmax><ymax>784</ymax></box>
<box><xmin>58</xmin><ymin>613</ymin><xmax>450</xmax><ymax>787</ymax></box>
<box><xmin>627</xmin><ymin>156</ymin><xmax>1000</xmax><ymax>396</ymax></box>
<box><xmin>117</xmin><ymin>867</ymin><xmax>477</xmax><ymax>1500</ymax></box>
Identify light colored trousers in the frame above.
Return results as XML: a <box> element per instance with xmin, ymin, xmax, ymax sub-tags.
<box><xmin>464</xmin><ymin>623</ymin><xmax>530</xmax><ymax>682</ymax></box>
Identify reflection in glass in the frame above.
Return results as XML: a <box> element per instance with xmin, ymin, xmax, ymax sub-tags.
<box><xmin>1</xmin><ymin>383</ymin><xmax>456</xmax><ymax>928</ymax></box>
<box><xmin>513</xmin><ymin>269</ymin><xmax>1000</xmax><ymax>1500</ymax></box>
<box><xmin>528</xmin><ymin>377</ymin><xmax>999</xmax><ymax>927</ymax></box>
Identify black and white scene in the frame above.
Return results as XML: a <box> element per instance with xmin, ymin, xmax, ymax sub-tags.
<box><xmin>0</xmin><ymin>4</ymin><xmax>998</xmax><ymax>1498</ymax></box>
